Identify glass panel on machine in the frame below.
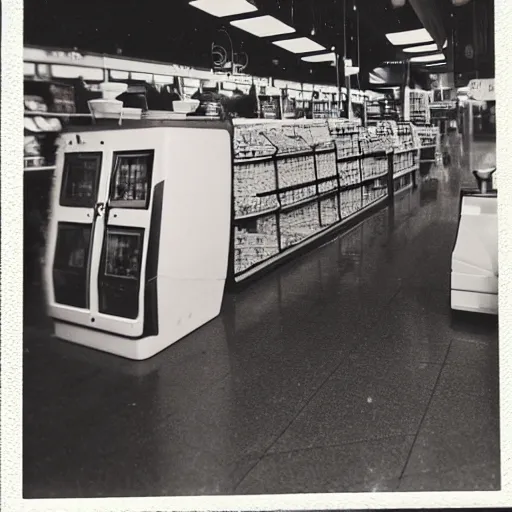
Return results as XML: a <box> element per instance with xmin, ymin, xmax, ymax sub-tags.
<box><xmin>109</xmin><ymin>151</ymin><xmax>154</xmax><ymax>209</ymax></box>
<box><xmin>60</xmin><ymin>153</ymin><xmax>102</xmax><ymax>207</ymax></box>
<box><xmin>53</xmin><ymin>222</ymin><xmax>92</xmax><ymax>308</ymax></box>
<box><xmin>98</xmin><ymin>227</ymin><xmax>144</xmax><ymax>319</ymax></box>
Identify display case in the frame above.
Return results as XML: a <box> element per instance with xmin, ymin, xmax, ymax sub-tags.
<box><xmin>45</xmin><ymin>118</ymin><xmax>233</xmax><ymax>359</ymax></box>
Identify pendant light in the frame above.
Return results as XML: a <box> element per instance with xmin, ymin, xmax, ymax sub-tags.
<box><xmin>391</xmin><ymin>0</ymin><xmax>406</xmax><ymax>7</ymax></box>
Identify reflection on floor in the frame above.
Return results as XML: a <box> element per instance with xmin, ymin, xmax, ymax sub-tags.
<box><xmin>23</xmin><ymin>141</ymin><xmax>499</xmax><ymax>498</ymax></box>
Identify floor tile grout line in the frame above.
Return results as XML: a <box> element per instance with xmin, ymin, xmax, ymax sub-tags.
<box><xmin>397</xmin><ymin>336</ymin><xmax>454</xmax><ymax>483</ymax></box>
<box><xmin>263</xmin><ymin>433</ymin><xmax>417</xmax><ymax>459</ymax></box>
<box><xmin>234</xmin><ymin>284</ymin><xmax>404</xmax><ymax>492</ymax></box>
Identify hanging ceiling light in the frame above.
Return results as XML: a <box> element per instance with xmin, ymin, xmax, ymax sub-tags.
<box><xmin>452</xmin><ymin>0</ymin><xmax>471</xmax><ymax>6</ymax></box>
<box><xmin>273</xmin><ymin>37</ymin><xmax>326</xmax><ymax>54</ymax></box>
<box><xmin>386</xmin><ymin>28</ymin><xmax>433</xmax><ymax>46</ymax></box>
<box><xmin>301</xmin><ymin>52</ymin><xmax>336</xmax><ymax>63</ymax></box>
<box><xmin>403</xmin><ymin>43</ymin><xmax>439</xmax><ymax>53</ymax></box>
<box><xmin>231</xmin><ymin>15</ymin><xmax>296</xmax><ymax>37</ymax></box>
<box><xmin>189</xmin><ymin>0</ymin><xmax>258</xmax><ymax>17</ymax></box>
<box><xmin>410</xmin><ymin>53</ymin><xmax>446</xmax><ymax>63</ymax></box>
<box><xmin>391</xmin><ymin>0</ymin><xmax>407</xmax><ymax>7</ymax></box>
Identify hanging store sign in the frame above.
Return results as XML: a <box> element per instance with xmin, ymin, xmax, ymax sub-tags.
<box><xmin>468</xmin><ymin>78</ymin><xmax>495</xmax><ymax>101</ymax></box>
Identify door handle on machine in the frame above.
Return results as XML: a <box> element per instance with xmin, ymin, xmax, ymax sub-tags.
<box><xmin>94</xmin><ymin>202</ymin><xmax>111</xmax><ymax>223</ymax></box>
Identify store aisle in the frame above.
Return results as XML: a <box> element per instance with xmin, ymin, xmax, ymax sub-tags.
<box><xmin>23</xmin><ymin>141</ymin><xmax>499</xmax><ymax>498</ymax></box>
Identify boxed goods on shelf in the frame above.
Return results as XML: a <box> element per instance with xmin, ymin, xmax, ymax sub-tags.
<box><xmin>328</xmin><ymin>119</ymin><xmax>362</xmax><ymax>159</ymax></box>
<box><xmin>362</xmin><ymin>179</ymin><xmax>387</xmax><ymax>208</ymax></box>
<box><xmin>361</xmin><ymin>156</ymin><xmax>388</xmax><ymax>181</ymax></box>
<box><xmin>278</xmin><ymin>154</ymin><xmax>316</xmax><ymax>188</ymax></box>
<box><xmin>371</xmin><ymin>121</ymin><xmax>400</xmax><ymax>150</ymax></box>
<box><xmin>415</xmin><ymin>125</ymin><xmax>440</xmax><ymax>148</ymax></box>
<box><xmin>315</xmin><ymin>151</ymin><xmax>337</xmax><ymax>180</ymax></box>
<box><xmin>339</xmin><ymin>188</ymin><xmax>362</xmax><ymax>219</ymax></box>
<box><xmin>319</xmin><ymin>196</ymin><xmax>340</xmax><ymax>226</ymax></box>
<box><xmin>409</xmin><ymin>90</ymin><xmax>431</xmax><ymax>125</ymax></box>
<box><xmin>234</xmin><ymin>214</ymin><xmax>280</xmax><ymax>274</ymax></box>
<box><xmin>393</xmin><ymin>172</ymin><xmax>413</xmax><ymax>192</ymax></box>
<box><xmin>359</xmin><ymin>130</ymin><xmax>386</xmax><ymax>155</ymax></box>
<box><xmin>280</xmin><ymin>184</ymin><xmax>317</xmax><ymax>207</ymax></box>
<box><xmin>280</xmin><ymin>202</ymin><xmax>322</xmax><ymax>249</ymax></box>
<box><xmin>318</xmin><ymin>178</ymin><xmax>338</xmax><ymax>194</ymax></box>
<box><xmin>234</xmin><ymin>159</ymin><xmax>279</xmax><ymax>217</ymax></box>
<box><xmin>233</xmin><ymin>124</ymin><xmax>276</xmax><ymax>160</ymax></box>
<box><xmin>338</xmin><ymin>159</ymin><xmax>360</xmax><ymax>187</ymax></box>
<box><xmin>393</xmin><ymin>151</ymin><xmax>417</xmax><ymax>176</ymax></box>
<box><xmin>298</xmin><ymin>120</ymin><xmax>334</xmax><ymax>151</ymax></box>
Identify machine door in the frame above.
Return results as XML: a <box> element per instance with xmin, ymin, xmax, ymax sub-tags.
<box><xmin>50</xmin><ymin>151</ymin><xmax>103</xmax><ymax>321</ymax></box>
<box><xmin>92</xmin><ymin>150</ymin><xmax>154</xmax><ymax>337</ymax></box>
<box><xmin>49</xmin><ymin>147</ymin><xmax>155</xmax><ymax>338</ymax></box>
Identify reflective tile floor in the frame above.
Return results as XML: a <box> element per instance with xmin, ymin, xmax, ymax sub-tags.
<box><xmin>23</xmin><ymin>140</ymin><xmax>499</xmax><ymax>498</ymax></box>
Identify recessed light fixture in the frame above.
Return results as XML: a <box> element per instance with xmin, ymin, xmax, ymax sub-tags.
<box><xmin>189</xmin><ymin>0</ymin><xmax>258</xmax><ymax>18</ymax></box>
<box><xmin>273</xmin><ymin>37</ymin><xmax>326</xmax><ymax>54</ymax></box>
<box><xmin>302</xmin><ymin>52</ymin><xmax>336</xmax><ymax>63</ymax></box>
<box><xmin>231</xmin><ymin>15</ymin><xmax>295</xmax><ymax>37</ymax></box>
<box><xmin>410</xmin><ymin>53</ymin><xmax>446</xmax><ymax>63</ymax></box>
<box><xmin>386</xmin><ymin>28</ymin><xmax>433</xmax><ymax>46</ymax></box>
<box><xmin>403</xmin><ymin>43</ymin><xmax>439</xmax><ymax>53</ymax></box>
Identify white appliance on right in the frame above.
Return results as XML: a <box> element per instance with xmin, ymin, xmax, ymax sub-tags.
<box><xmin>451</xmin><ymin>78</ymin><xmax>497</xmax><ymax>315</ymax></box>
<box><xmin>451</xmin><ymin>168</ymin><xmax>498</xmax><ymax>315</ymax></box>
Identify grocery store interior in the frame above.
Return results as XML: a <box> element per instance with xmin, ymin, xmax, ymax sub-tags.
<box><xmin>23</xmin><ymin>0</ymin><xmax>498</xmax><ymax>498</ymax></box>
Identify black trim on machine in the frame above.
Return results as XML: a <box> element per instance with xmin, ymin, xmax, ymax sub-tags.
<box><xmin>142</xmin><ymin>180</ymin><xmax>164</xmax><ymax>338</ymax></box>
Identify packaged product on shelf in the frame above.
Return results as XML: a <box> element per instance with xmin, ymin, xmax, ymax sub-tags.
<box><xmin>315</xmin><ymin>151</ymin><xmax>337</xmax><ymax>180</ymax></box>
<box><xmin>339</xmin><ymin>188</ymin><xmax>362</xmax><ymax>219</ymax></box>
<box><xmin>318</xmin><ymin>178</ymin><xmax>338</xmax><ymax>194</ymax></box>
<box><xmin>278</xmin><ymin>154</ymin><xmax>316</xmax><ymax>189</ymax></box>
<box><xmin>233</xmin><ymin>124</ymin><xmax>276</xmax><ymax>159</ymax></box>
<box><xmin>280</xmin><ymin>202</ymin><xmax>321</xmax><ymax>249</ymax></box>
<box><xmin>280</xmin><ymin>185</ymin><xmax>317</xmax><ymax>207</ymax></box>
<box><xmin>319</xmin><ymin>196</ymin><xmax>340</xmax><ymax>226</ymax></box>
<box><xmin>234</xmin><ymin>159</ymin><xmax>279</xmax><ymax>217</ymax></box>
<box><xmin>234</xmin><ymin>215</ymin><xmax>280</xmax><ymax>274</ymax></box>
<box><xmin>362</xmin><ymin>180</ymin><xmax>387</xmax><ymax>208</ymax></box>
<box><xmin>338</xmin><ymin>160</ymin><xmax>360</xmax><ymax>187</ymax></box>
<box><xmin>361</xmin><ymin>156</ymin><xmax>387</xmax><ymax>181</ymax></box>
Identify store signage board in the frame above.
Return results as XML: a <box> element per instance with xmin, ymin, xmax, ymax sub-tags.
<box><xmin>468</xmin><ymin>78</ymin><xmax>495</xmax><ymax>101</ymax></box>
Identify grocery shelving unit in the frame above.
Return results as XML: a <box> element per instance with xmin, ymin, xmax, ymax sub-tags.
<box><xmin>415</xmin><ymin>125</ymin><xmax>441</xmax><ymax>164</ymax></box>
<box><xmin>231</xmin><ymin>118</ymin><xmax>398</xmax><ymax>283</ymax></box>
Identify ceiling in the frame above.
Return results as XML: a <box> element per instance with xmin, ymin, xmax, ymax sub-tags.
<box><xmin>24</xmin><ymin>0</ymin><xmax>447</xmax><ymax>87</ymax></box>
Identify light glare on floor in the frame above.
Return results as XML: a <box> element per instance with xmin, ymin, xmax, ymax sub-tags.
<box><xmin>231</xmin><ymin>15</ymin><xmax>296</xmax><ymax>37</ymax></box>
<box><xmin>189</xmin><ymin>0</ymin><xmax>258</xmax><ymax>18</ymax></box>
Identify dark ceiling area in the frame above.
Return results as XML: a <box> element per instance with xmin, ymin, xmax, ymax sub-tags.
<box><xmin>24</xmin><ymin>0</ymin><xmax>446</xmax><ymax>87</ymax></box>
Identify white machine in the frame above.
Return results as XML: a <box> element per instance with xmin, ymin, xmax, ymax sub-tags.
<box><xmin>451</xmin><ymin>168</ymin><xmax>498</xmax><ymax>315</ymax></box>
<box><xmin>451</xmin><ymin>78</ymin><xmax>497</xmax><ymax>315</ymax></box>
<box><xmin>44</xmin><ymin>119</ymin><xmax>233</xmax><ymax>359</ymax></box>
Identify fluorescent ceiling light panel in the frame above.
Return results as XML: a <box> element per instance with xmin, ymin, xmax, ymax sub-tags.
<box><xmin>403</xmin><ymin>43</ymin><xmax>439</xmax><ymax>53</ymax></box>
<box><xmin>302</xmin><ymin>52</ymin><xmax>336</xmax><ymax>63</ymax></box>
<box><xmin>410</xmin><ymin>53</ymin><xmax>445</xmax><ymax>63</ymax></box>
<box><xmin>273</xmin><ymin>37</ymin><xmax>326</xmax><ymax>54</ymax></box>
<box><xmin>386</xmin><ymin>28</ymin><xmax>433</xmax><ymax>46</ymax></box>
<box><xmin>231</xmin><ymin>15</ymin><xmax>295</xmax><ymax>37</ymax></box>
<box><xmin>189</xmin><ymin>0</ymin><xmax>257</xmax><ymax>18</ymax></box>
<box><xmin>425</xmin><ymin>62</ymin><xmax>446</xmax><ymax>67</ymax></box>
